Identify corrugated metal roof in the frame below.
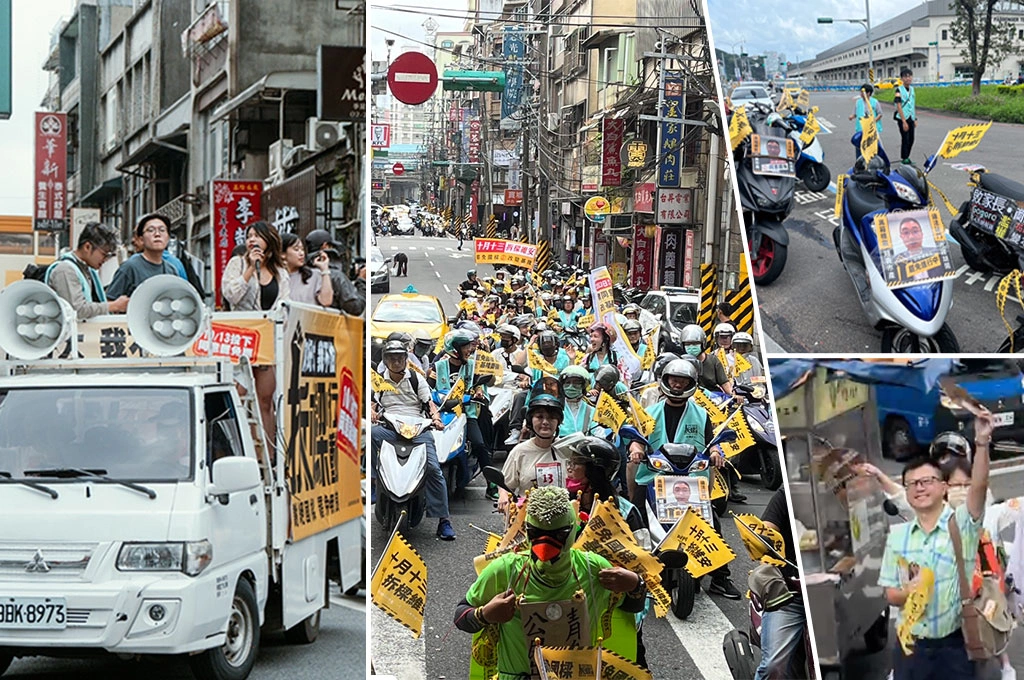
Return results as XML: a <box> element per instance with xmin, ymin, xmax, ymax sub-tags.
<box><xmin>0</xmin><ymin>216</ymin><xmax>33</xmax><ymax>234</ymax></box>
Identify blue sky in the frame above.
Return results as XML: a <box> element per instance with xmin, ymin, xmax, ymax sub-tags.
<box><xmin>707</xmin><ymin>0</ymin><xmax>910</xmax><ymax>64</ymax></box>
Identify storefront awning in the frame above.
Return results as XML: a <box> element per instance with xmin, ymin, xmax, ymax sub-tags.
<box><xmin>79</xmin><ymin>177</ymin><xmax>122</xmax><ymax>205</ymax></box>
<box><xmin>210</xmin><ymin>71</ymin><xmax>318</xmax><ymax>123</ymax></box>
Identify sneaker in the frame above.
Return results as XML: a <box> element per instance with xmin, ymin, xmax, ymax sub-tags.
<box><xmin>485</xmin><ymin>483</ymin><xmax>500</xmax><ymax>501</ymax></box>
<box><xmin>708</xmin><ymin>576</ymin><xmax>742</xmax><ymax>600</ymax></box>
<box><xmin>901</xmin><ymin>158</ymin><xmax>912</xmax><ymax>165</ymax></box>
<box><xmin>504</xmin><ymin>431</ymin><xmax>521</xmax><ymax>447</ymax></box>
<box><xmin>437</xmin><ymin>518</ymin><xmax>456</xmax><ymax>541</ymax></box>
<box><xmin>730</xmin><ymin>491</ymin><xmax>748</xmax><ymax>504</ymax></box>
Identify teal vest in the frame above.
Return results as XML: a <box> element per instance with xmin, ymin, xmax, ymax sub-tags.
<box><xmin>531</xmin><ymin>349</ymin><xmax>571</xmax><ymax>382</ymax></box>
<box><xmin>560</xmin><ymin>400</ymin><xmax>594</xmax><ymax>437</ymax></box>
<box><xmin>436</xmin><ymin>356</ymin><xmax>485</xmax><ymax>419</ymax></box>
<box><xmin>44</xmin><ymin>253</ymin><xmax>107</xmax><ymax>304</ymax></box>
<box><xmin>636</xmin><ymin>399</ymin><xmax>708</xmax><ymax>486</ymax></box>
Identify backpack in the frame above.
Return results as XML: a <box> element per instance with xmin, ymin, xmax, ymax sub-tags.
<box><xmin>22</xmin><ymin>263</ymin><xmax>48</xmax><ymax>281</ymax></box>
<box><xmin>950</xmin><ymin>516</ymin><xmax>1015</xmax><ymax>659</ymax></box>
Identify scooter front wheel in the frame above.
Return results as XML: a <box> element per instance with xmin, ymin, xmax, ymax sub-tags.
<box><xmin>880</xmin><ymin>324</ymin><xmax>959</xmax><ymax>353</ymax></box>
<box><xmin>750</xmin><ymin>237</ymin><xmax>788</xmax><ymax>286</ymax></box>
<box><xmin>672</xmin><ymin>568</ymin><xmax>696</xmax><ymax>620</ymax></box>
<box><xmin>799</xmin><ymin>162</ymin><xmax>831</xmax><ymax>192</ymax></box>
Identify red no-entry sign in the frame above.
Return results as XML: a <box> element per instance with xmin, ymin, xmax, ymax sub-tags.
<box><xmin>393</xmin><ymin>162</ymin><xmax>405</xmax><ymax>176</ymax></box>
<box><xmin>387</xmin><ymin>52</ymin><xmax>439</xmax><ymax>106</ymax></box>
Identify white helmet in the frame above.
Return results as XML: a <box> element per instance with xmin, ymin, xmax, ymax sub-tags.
<box><xmin>713</xmin><ymin>322</ymin><xmax>736</xmax><ymax>337</ymax></box>
<box><xmin>496</xmin><ymin>323</ymin><xmax>522</xmax><ymax>342</ymax></box>
<box><xmin>659</xmin><ymin>359</ymin><xmax>699</xmax><ymax>400</ymax></box>
<box><xmin>733</xmin><ymin>332</ymin><xmax>753</xmax><ymax>345</ymax></box>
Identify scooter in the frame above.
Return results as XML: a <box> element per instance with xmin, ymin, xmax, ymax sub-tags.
<box><xmin>733</xmin><ymin>103</ymin><xmax>796</xmax><ymax>286</ymax></box>
<box><xmin>432</xmin><ymin>399</ymin><xmax>469</xmax><ymax>498</ymax></box>
<box><xmin>784</xmin><ymin>108</ymin><xmax>831</xmax><ymax>192</ymax></box>
<box><xmin>832</xmin><ymin>137</ymin><xmax>959</xmax><ymax>352</ymax></box>
<box><xmin>374</xmin><ymin>410</ymin><xmax>430</xmax><ymax>532</ymax></box>
<box><xmin>727</xmin><ymin>383</ymin><xmax>783</xmax><ymax>491</ymax></box>
<box><xmin>948</xmin><ymin>164</ymin><xmax>1024</xmax><ymax>275</ymax></box>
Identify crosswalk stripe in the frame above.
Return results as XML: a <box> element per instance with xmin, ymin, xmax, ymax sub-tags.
<box><xmin>666</xmin><ymin>592</ymin><xmax>738</xmax><ymax>679</ymax></box>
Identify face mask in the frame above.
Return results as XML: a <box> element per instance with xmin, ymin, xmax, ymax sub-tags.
<box><xmin>684</xmin><ymin>345</ymin><xmax>702</xmax><ymax>356</ymax></box>
<box><xmin>947</xmin><ymin>486</ymin><xmax>969</xmax><ymax>508</ymax></box>
<box><xmin>566</xmin><ymin>477</ymin><xmax>588</xmax><ymax>496</ymax></box>
<box><xmin>564</xmin><ymin>384</ymin><xmax>583</xmax><ymax>399</ymax></box>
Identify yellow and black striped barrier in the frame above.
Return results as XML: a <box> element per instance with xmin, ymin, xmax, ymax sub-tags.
<box><xmin>535</xmin><ymin>239</ymin><xmax>551</xmax><ymax>273</ymax></box>
<box><xmin>485</xmin><ymin>216</ymin><xmax>497</xmax><ymax>238</ymax></box>
<box><xmin>698</xmin><ymin>264</ymin><xmax>718</xmax><ymax>337</ymax></box>
<box><xmin>727</xmin><ymin>275</ymin><xmax>754</xmax><ymax>336</ymax></box>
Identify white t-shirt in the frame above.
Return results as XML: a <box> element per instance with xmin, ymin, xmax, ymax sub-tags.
<box><xmin>502</xmin><ymin>438</ymin><xmax>570</xmax><ymax>496</ymax></box>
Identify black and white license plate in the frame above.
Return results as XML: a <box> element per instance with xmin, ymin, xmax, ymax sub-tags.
<box><xmin>0</xmin><ymin>598</ymin><xmax>67</xmax><ymax>629</ymax></box>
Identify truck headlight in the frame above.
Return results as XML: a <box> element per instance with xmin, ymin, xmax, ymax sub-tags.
<box><xmin>117</xmin><ymin>540</ymin><xmax>213</xmax><ymax>577</ymax></box>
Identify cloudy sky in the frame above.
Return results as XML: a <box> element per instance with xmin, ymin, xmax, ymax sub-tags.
<box><xmin>370</xmin><ymin>0</ymin><xmax>468</xmax><ymax>61</ymax></box>
<box><xmin>0</xmin><ymin>0</ymin><xmax>76</xmax><ymax>216</ymax></box>
<box><xmin>707</xmin><ymin>0</ymin><xmax>911</xmax><ymax>63</ymax></box>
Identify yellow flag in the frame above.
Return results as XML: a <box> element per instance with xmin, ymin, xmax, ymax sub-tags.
<box><xmin>536</xmin><ymin>646</ymin><xmax>600</xmax><ymax>680</ymax></box>
<box><xmin>600</xmin><ymin>648</ymin><xmax>654</xmax><ymax>680</ymax></box>
<box><xmin>732</xmin><ymin>513</ymin><xmax>787</xmax><ymax>567</ymax></box>
<box><xmin>574</xmin><ymin>498</ymin><xmax>670</xmax><ymax>616</ymax></box>
<box><xmin>593</xmin><ymin>391</ymin><xmax>628</xmax><ymax>431</ymax></box>
<box><xmin>896</xmin><ymin>566</ymin><xmax>935</xmax><ymax>655</ymax></box>
<box><xmin>504</xmin><ymin>281</ymin><xmax>513</xmax><ymax>294</ymax></box>
<box><xmin>459</xmin><ymin>298</ymin><xmax>478</xmax><ymax>314</ymax></box>
<box><xmin>834</xmin><ymin>174</ymin><xmax>847</xmax><ymax>219</ymax></box>
<box><xmin>627</xmin><ymin>394</ymin><xmax>656</xmax><ymax>438</ymax></box>
<box><xmin>433</xmin><ymin>333</ymin><xmax>445</xmax><ymax>356</ymax></box>
<box><xmin>577</xmin><ymin>313</ymin><xmax>595</xmax><ymax>329</ymax></box>
<box><xmin>693</xmin><ymin>389</ymin><xmax>727</xmax><ymax>426</ymax></box>
<box><xmin>484</xmin><ymin>533</ymin><xmax>500</xmax><ymax>555</ymax></box>
<box><xmin>474</xmin><ymin>351</ymin><xmax>505</xmax><ymax>378</ymax></box>
<box><xmin>371</xmin><ymin>371</ymin><xmax>397</xmax><ymax>393</ymax></box>
<box><xmin>716</xmin><ymin>410</ymin><xmax>757</xmax><ymax>458</ymax></box>
<box><xmin>937</xmin><ymin>121</ymin><xmax>992</xmax><ymax>159</ymax></box>
<box><xmin>860</xmin><ymin>117</ymin><xmax>878</xmax><ymax>163</ymax></box>
<box><xmin>799</xmin><ymin>107</ymin><xmax>820</xmax><ymax>146</ymax></box>
<box><xmin>371</xmin><ymin>531</ymin><xmax>427</xmax><ymax>638</ymax></box>
<box><xmin>776</xmin><ymin>89</ymin><xmax>795</xmax><ymax>111</ymax></box>
<box><xmin>729</xmin><ymin>106</ymin><xmax>753</xmax><ymax>151</ymax></box>
<box><xmin>796</xmin><ymin>89</ymin><xmax>810</xmax><ymax>110</ymax></box>
<box><xmin>444</xmin><ymin>377</ymin><xmax>466</xmax><ymax>404</ymax></box>
<box><xmin>528</xmin><ymin>350</ymin><xmax>559</xmax><ymax>376</ymax></box>
<box><xmin>711</xmin><ymin>468</ymin><xmax>729</xmax><ymax>500</ymax></box>
<box><xmin>733</xmin><ymin>352</ymin><xmax>753</xmax><ymax>377</ymax></box>
<box><xmin>407</xmin><ymin>360</ymin><xmax>426</xmax><ymax>376</ymax></box>
<box><xmin>661</xmin><ymin>507</ymin><xmax>736</xmax><ymax>578</ymax></box>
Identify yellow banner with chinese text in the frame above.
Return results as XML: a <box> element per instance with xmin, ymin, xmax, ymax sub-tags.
<box><xmin>371</xmin><ymin>531</ymin><xmax>427</xmax><ymax>638</ymax></box>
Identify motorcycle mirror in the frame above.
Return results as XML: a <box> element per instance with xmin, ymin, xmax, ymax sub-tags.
<box><xmin>711</xmin><ymin>429</ymin><xmax>739</xmax><ymax>446</ymax></box>
<box><xmin>482</xmin><ymin>466</ymin><xmax>512</xmax><ymax>494</ymax></box>
<box><xmin>657</xmin><ymin>549</ymin><xmax>687</xmax><ymax>570</ymax></box>
<box><xmin>882</xmin><ymin>498</ymin><xmax>906</xmax><ymax>520</ymax></box>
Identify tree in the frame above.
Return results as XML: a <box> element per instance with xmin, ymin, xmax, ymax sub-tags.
<box><xmin>949</xmin><ymin>0</ymin><xmax>1017</xmax><ymax>96</ymax></box>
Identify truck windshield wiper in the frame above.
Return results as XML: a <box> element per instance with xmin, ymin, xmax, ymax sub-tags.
<box><xmin>0</xmin><ymin>471</ymin><xmax>58</xmax><ymax>499</ymax></box>
<box><xmin>23</xmin><ymin>468</ymin><xmax>156</xmax><ymax>499</ymax></box>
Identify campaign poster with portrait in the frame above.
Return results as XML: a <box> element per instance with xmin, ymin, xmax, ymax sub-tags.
<box><xmin>654</xmin><ymin>471</ymin><xmax>712</xmax><ymax>524</ymax></box>
<box><xmin>750</xmin><ymin>133</ymin><xmax>796</xmax><ymax>178</ymax></box>
<box><xmin>873</xmin><ymin>208</ymin><xmax>955</xmax><ymax>289</ymax></box>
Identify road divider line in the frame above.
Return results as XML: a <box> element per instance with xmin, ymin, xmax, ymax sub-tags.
<box><xmin>665</xmin><ymin>592</ymin><xmax>737</xmax><ymax>679</ymax></box>
<box><xmin>435</xmin><ymin>271</ymin><xmax>441</xmax><ymax>278</ymax></box>
<box><xmin>986</xmin><ymin>275</ymin><xmax>1001</xmax><ymax>292</ymax></box>
<box><xmin>443</xmin><ymin>284</ymin><xmax>451</xmax><ymax>293</ymax></box>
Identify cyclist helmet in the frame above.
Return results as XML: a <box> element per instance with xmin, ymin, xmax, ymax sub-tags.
<box><xmin>386</xmin><ymin>331</ymin><xmax>414</xmax><ymax>350</ymax></box>
<box><xmin>382</xmin><ymin>340</ymin><xmax>408</xmax><ymax>359</ymax></box>
<box><xmin>466</xmin><ymin>269</ymin><xmax>477</xmax><ymax>278</ymax></box>
<box><xmin>660</xmin><ymin>359</ymin><xmax>699</xmax><ymax>400</ymax></box>
<box><xmin>537</xmin><ymin>330</ymin><xmax>560</xmax><ymax>356</ymax></box>
<box><xmin>929</xmin><ymin>431</ymin><xmax>972</xmax><ymax>461</ymax></box>
<box><xmin>525</xmin><ymin>380</ymin><xmax>565</xmax><ymax>429</ymax></box>
<box><xmin>588</xmin><ymin>321</ymin><xmax>617</xmax><ymax>347</ymax></box>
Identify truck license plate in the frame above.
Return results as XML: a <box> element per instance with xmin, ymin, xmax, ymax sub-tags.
<box><xmin>994</xmin><ymin>412</ymin><xmax>1014</xmax><ymax>427</ymax></box>
<box><xmin>0</xmin><ymin>598</ymin><xmax>67</xmax><ymax>629</ymax></box>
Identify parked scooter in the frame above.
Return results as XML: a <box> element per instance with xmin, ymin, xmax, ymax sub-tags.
<box><xmin>733</xmin><ymin>103</ymin><xmax>797</xmax><ymax>286</ymax></box>
<box><xmin>784</xmin><ymin>107</ymin><xmax>831</xmax><ymax>192</ymax></box>
<box><xmin>832</xmin><ymin>136</ymin><xmax>959</xmax><ymax>352</ymax></box>
<box><xmin>374</xmin><ymin>410</ymin><xmax>430</xmax><ymax>532</ymax></box>
<box><xmin>948</xmin><ymin>164</ymin><xmax>1024</xmax><ymax>275</ymax></box>
<box><xmin>432</xmin><ymin>398</ymin><xmax>469</xmax><ymax>498</ymax></box>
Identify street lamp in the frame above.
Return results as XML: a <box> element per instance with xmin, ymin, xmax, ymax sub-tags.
<box><xmin>818</xmin><ymin>0</ymin><xmax>873</xmax><ymax>83</ymax></box>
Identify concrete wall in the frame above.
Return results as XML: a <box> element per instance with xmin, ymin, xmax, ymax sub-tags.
<box><xmin>157</xmin><ymin>0</ymin><xmax>190</xmax><ymax>110</ymax></box>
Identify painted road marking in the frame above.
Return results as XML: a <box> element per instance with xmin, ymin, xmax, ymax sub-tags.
<box><xmin>330</xmin><ymin>594</ymin><xmax>365</xmax><ymax>612</ymax></box>
<box><xmin>818</xmin><ymin>116</ymin><xmax>836</xmax><ymax>130</ymax></box>
<box><xmin>435</xmin><ymin>271</ymin><xmax>441</xmax><ymax>278</ymax></box>
<box><xmin>666</xmin><ymin>593</ymin><xmax>736</xmax><ymax>679</ymax></box>
<box><xmin>443</xmin><ymin>284</ymin><xmax>451</xmax><ymax>293</ymax></box>
<box><xmin>985</xmin><ymin>275</ymin><xmax>1001</xmax><ymax>292</ymax></box>
<box><xmin>964</xmin><ymin>270</ymin><xmax>987</xmax><ymax>285</ymax></box>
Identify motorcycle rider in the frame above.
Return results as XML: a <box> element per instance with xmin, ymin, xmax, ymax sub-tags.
<box><xmin>492</xmin><ymin>324</ymin><xmax>528</xmax><ymax>388</ymax></box>
<box><xmin>558</xmin><ymin>295</ymin><xmax>580</xmax><ymax>332</ymax></box>
<box><xmin>627</xmin><ymin>359</ymin><xmax>742</xmax><ymax>599</ymax></box>
<box><xmin>680</xmin><ymin>324</ymin><xmax>733</xmax><ymax>396</ymax></box>
<box><xmin>453</xmin><ymin>486</ymin><xmax>646</xmax><ymax>678</ymax></box>
<box><xmin>530</xmin><ymin>330</ymin><xmax>571</xmax><ymax>381</ymax></box>
<box><xmin>622</xmin><ymin>303</ymin><xmax>642</xmax><ymax>322</ymax></box>
<box><xmin>622</xmin><ymin>319</ymin><xmax>650</xmax><ymax>365</ymax></box>
<box><xmin>460</xmin><ymin>269</ymin><xmax>482</xmax><ymax>294</ymax></box>
<box><xmin>371</xmin><ymin>340</ymin><xmax>455</xmax><ymax>540</ymax></box>
<box><xmin>558</xmin><ymin>366</ymin><xmax>594</xmax><ymax>437</ymax></box>
<box><xmin>498</xmin><ymin>381</ymin><xmax>569</xmax><ymax>511</ymax></box>
<box><xmin>732</xmin><ymin>332</ymin><xmax>764</xmax><ymax>385</ymax></box>
<box><xmin>584</xmin><ymin>322</ymin><xmax>619</xmax><ymax>372</ymax></box>
<box><xmin>432</xmin><ymin>330</ymin><xmax>500</xmax><ymax>500</ymax></box>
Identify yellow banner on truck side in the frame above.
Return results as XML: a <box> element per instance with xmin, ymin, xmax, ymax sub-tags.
<box><xmin>937</xmin><ymin>121</ymin><xmax>992</xmax><ymax>159</ymax></box>
<box><xmin>283</xmin><ymin>304</ymin><xmax>364</xmax><ymax>541</ymax></box>
<box><xmin>474</xmin><ymin>238</ymin><xmax>539</xmax><ymax>269</ymax></box>
<box><xmin>371</xmin><ymin>530</ymin><xmax>427</xmax><ymax>638</ymax></box>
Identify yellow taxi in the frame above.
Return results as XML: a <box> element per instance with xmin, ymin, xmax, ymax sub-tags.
<box><xmin>875</xmin><ymin>78</ymin><xmax>901</xmax><ymax>90</ymax></box>
<box><xmin>370</xmin><ymin>288</ymin><xmax>449</xmax><ymax>364</ymax></box>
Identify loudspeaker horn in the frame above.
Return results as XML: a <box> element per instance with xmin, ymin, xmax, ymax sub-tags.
<box><xmin>127</xmin><ymin>275</ymin><xmax>207</xmax><ymax>357</ymax></box>
<box><xmin>0</xmin><ymin>280</ymin><xmax>72</xmax><ymax>360</ymax></box>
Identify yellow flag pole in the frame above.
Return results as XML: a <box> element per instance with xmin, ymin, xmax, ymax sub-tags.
<box><xmin>370</xmin><ymin>509</ymin><xmax>408</xmax><ymax>581</ymax></box>
<box><xmin>728</xmin><ymin>510</ymin><xmax>797</xmax><ymax>569</ymax></box>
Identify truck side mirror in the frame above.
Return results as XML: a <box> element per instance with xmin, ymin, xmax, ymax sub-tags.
<box><xmin>208</xmin><ymin>457</ymin><xmax>261</xmax><ymax>504</ymax></box>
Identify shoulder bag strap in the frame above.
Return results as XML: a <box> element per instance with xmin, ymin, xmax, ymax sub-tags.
<box><xmin>949</xmin><ymin>514</ymin><xmax>987</xmax><ymax>658</ymax></box>
<box><xmin>948</xmin><ymin>514</ymin><xmax>972</xmax><ymax>605</ymax></box>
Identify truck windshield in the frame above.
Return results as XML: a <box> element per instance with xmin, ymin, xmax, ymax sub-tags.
<box><xmin>0</xmin><ymin>387</ymin><xmax>192</xmax><ymax>482</ymax></box>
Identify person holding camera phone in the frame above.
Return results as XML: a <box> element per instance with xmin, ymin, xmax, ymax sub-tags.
<box><xmin>305</xmin><ymin>229</ymin><xmax>365</xmax><ymax>316</ymax></box>
<box><xmin>282</xmin><ymin>232</ymin><xmax>333</xmax><ymax>306</ymax></box>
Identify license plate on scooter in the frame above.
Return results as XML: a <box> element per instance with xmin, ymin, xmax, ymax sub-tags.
<box><xmin>994</xmin><ymin>412</ymin><xmax>1014</xmax><ymax>427</ymax></box>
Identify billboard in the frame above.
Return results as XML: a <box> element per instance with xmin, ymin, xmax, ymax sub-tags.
<box><xmin>33</xmin><ymin>112</ymin><xmax>68</xmax><ymax>232</ymax></box>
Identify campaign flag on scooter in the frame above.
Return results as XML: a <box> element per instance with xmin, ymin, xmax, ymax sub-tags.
<box><xmin>728</xmin><ymin>106</ymin><xmax>752</xmax><ymax>151</ymax></box>
<box><xmin>473</xmin><ymin>351</ymin><xmax>505</xmax><ymax>378</ymax></box>
<box><xmin>714</xmin><ymin>409</ymin><xmax>756</xmax><ymax>458</ymax></box>
<box><xmin>444</xmin><ymin>377</ymin><xmax>467</xmax><ymax>404</ymax></box>
<box><xmin>936</xmin><ymin>121</ymin><xmax>992</xmax><ymax>159</ymax></box>
<box><xmin>732</xmin><ymin>512</ymin><xmax>788</xmax><ymax>568</ymax></box>
<box><xmin>733</xmin><ymin>351</ymin><xmax>753</xmax><ymax>378</ymax></box>
<box><xmin>796</xmin><ymin>89</ymin><xmax>810</xmax><ymax>110</ymax></box>
<box><xmin>371</xmin><ymin>530</ymin><xmax>427</xmax><ymax>638</ymax></box>
<box><xmin>528</xmin><ymin>350</ymin><xmax>559</xmax><ymax>376</ymax></box>
<box><xmin>573</xmin><ymin>498</ymin><xmax>670</xmax><ymax>617</ymax></box>
<box><xmin>896</xmin><ymin>565</ymin><xmax>935</xmax><ymax>655</ymax></box>
<box><xmin>693</xmin><ymin>389</ymin><xmax>728</xmax><ymax>426</ymax></box>
<box><xmin>660</xmin><ymin>506</ymin><xmax>736</xmax><ymax>578</ymax></box>
<box><xmin>627</xmin><ymin>394</ymin><xmax>656</xmax><ymax>437</ymax></box>
<box><xmin>710</xmin><ymin>468</ymin><xmax>729</xmax><ymax>500</ymax></box>
<box><xmin>594</xmin><ymin>391</ymin><xmax>629</xmax><ymax>431</ymax></box>
<box><xmin>859</xmin><ymin>116</ymin><xmax>878</xmax><ymax>163</ymax></box>
<box><xmin>799</xmin><ymin>107</ymin><xmax>821</xmax><ymax>146</ymax></box>
<box><xmin>371</xmin><ymin>371</ymin><xmax>397</xmax><ymax>393</ymax></box>
<box><xmin>776</xmin><ymin>89</ymin><xmax>795</xmax><ymax>112</ymax></box>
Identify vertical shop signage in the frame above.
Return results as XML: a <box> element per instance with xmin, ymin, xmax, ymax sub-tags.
<box><xmin>683</xmin><ymin>229</ymin><xmax>695</xmax><ymax>286</ymax></box>
<box><xmin>631</xmin><ymin>224</ymin><xmax>654</xmax><ymax>289</ymax></box>
<box><xmin>500</xmin><ymin>27</ymin><xmax>525</xmax><ymax>130</ymax></box>
<box><xmin>601</xmin><ymin>118</ymin><xmax>624</xmax><ymax>187</ymax></box>
<box><xmin>661</xmin><ymin>227</ymin><xmax>681</xmax><ymax>286</ymax></box>
<box><xmin>658</xmin><ymin>74</ymin><xmax>684</xmax><ymax>188</ymax></box>
<box><xmin>212</xmin><ymin>179</ymin><xmax>263</xmax><ymax>308</ymax></box>
<box><xmin>33</xmin><ymin>112</ymin><xmax>68</xmax><ymax>232</ymax></box>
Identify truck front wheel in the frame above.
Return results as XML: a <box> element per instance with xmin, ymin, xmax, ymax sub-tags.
<box><xmin>189</xmin><ymin>578</ymin><xmax>260</xmax><ymax>680</ymax></box>
<box><xmin>284</xmin><ymin>609</ymin><xmax>321</xmax><ymax>645</ymax></box>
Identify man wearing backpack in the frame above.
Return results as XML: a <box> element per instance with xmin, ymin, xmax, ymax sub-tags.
<box><xmin>45</xmin><ymin>222</ymin><xmax>129</xmax><ymax>320</ymax></box>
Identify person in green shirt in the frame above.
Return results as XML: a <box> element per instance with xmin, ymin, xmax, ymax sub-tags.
<box><xmin>453</xmin><ymin>486</ymin><xmax>646</xmax><ymax>680</ymax></box>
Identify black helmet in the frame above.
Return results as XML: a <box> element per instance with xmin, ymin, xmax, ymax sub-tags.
<box><xmin>537</xmin><ymin>330</ymin><xmax>559</xmax><ymax>355</ymax></box>
<box><xmin>525</xmin><ymin>377</ymin><xmax>565</xmax><ymax>428</ymax></box>
<box><xmin>660</xmin><ymin>359</ymin><xmax>699</xmax><ymax>399</ymax></box>
<box><xmin>386</xmin><ymin>331</ymin><xmax>413</xmax><ymax>349</ymax></box>
<box><xmin>382</xmin><ymin>340</ymin><xmax>408</xmax><ymax>358</ymax></box>
<box><xmin>467</xmin><ymin>269</ymin><xmax>477</xmax><ymax>278</ymax></box>
<box><xmin>594</xmin><ymin>365</ymin><xmax>620</xmax><ymax>392</ymax></box>
<box><xmin>653</xmin><ymin>352</ymin><xmax>681</xmax><ymax>380</ymax></box>
<box><xmin>566</xmin><ymin>437</ymin><xmax>621</xmax><ymax>481</ymax></box>
<box><xmin>929</xmin><ymin>431</ymin><xmax>971</xmax><ymax>461</ymax></box>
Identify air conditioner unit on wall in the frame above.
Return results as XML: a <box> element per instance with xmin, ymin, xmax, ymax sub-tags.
<box><xmin>307</xmin><ymin>118</ymin><xmax>346</xmax><ymax>153</ymax></box>
<box><xmin>268</xmin><ymin>139</ymin><xmax>294</xmax><ymax>179</ymax></box>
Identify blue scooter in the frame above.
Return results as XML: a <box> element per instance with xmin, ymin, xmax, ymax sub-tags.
<box><xmin>784</xmin><ymin>109</ymin><xmax>831</xmax><ymax>192</ymax></box>
<box><xmin>431</xmin><ymin>390</ymin><xmax>470</xmax><ymax>498</ymax></box>
<box><xmin>831</xmin><ymin>136</ymin><xmax>959</xmax><ymax>352</ymax></box>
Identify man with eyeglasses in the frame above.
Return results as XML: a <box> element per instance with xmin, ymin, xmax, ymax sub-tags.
<box><xmin>106</xmin><ymin>214</ymin><xmax>182</xmax><ymax>298</ymax></box>
<box><xmin>878</xmin><ymin>408</ymin><xmax>994</xmax><ymax>679</ymax></box>
<box><xmin>45</xmin><ymin>221</ymin><xmax>129</xmax><ymax>319</ymax></box>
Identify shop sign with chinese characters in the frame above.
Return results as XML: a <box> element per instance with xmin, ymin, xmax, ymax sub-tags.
<box><xmin>601</xmin><ymin>118</ymin><xmax>624</xmax><ymax>187</ymax></box>
<box><xmin>634</xmin><ymin>183</ymin><xmax>655</xmax><ymax>213</ymax></box>
<box><xmin>212</xmin><ymin>180</ymin><xmax>263</xmax><ymax>308</ymax></box>
<box><xmin>658</xmin><ymin>74</ymin><xmax>684</xmax><ymax>188</ymax></box>
<box><xmin>34</xmin><ymin>112</ymin><xmax>67</xmax><ymax>232</ymax></box>
<box><xmin>631</xmin><ymin>224</ymin><xmax>653</xmax><ymax>288</ymax></box>
<box><xmin>657</xmin><ymin>188</ymin><xmax>693</xmax><ymax>225</ymax></box>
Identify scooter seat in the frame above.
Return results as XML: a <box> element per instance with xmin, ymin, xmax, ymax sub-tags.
<box><xmin>845</xmin><ymin>181</ymin><xmax>886</xmax><ymax>230</ymax></box>
<box><xmin>979</xmin><ymin>173</ymin><xmax>1024</xmax><ymax>202</ymax></box>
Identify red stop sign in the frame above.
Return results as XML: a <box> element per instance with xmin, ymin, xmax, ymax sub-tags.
<box><xmin>393</xmin><ymin>162</ymin><xmax>405</xmax><ymax>176</ymax></box>
<box><xmin>387</xmin><ymin>52</ymin><xmax>439</xmax><ymax>106</ymax></box>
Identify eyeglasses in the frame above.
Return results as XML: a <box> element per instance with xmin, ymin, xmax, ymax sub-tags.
<box><xmin>143</xmin><ymin>226</ymin><xmax>169</xmax><ymax>235</ymax></box>
<box><xmin>904</xmin><ymin>476</ymin><xmax>942</xmax><ymax>490</ymax></box>
<box><xmin>92</xmin><ymin>245</ymin><xmax>115</xmax><ymax>260</ymax></box>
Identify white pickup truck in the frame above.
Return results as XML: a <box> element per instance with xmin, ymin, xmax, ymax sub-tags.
<box><xmin>0</xmin><ymin>276</ymin><xmax>363</xmax><ymax>679</ymax></box>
